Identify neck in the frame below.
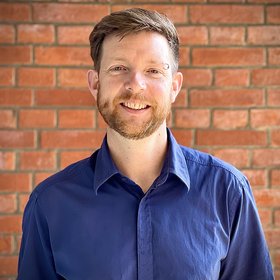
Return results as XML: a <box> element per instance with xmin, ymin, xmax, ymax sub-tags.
<box><xmin>107</xmin><ymin>124</ymin><xmax>168</xmax><ymax>193</ymax></box>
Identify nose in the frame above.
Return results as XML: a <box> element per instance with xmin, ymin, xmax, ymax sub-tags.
<box><xmin>124</xmin><ymin>71</ymin><xmax>146</xmax><ymax>93</ymax></box>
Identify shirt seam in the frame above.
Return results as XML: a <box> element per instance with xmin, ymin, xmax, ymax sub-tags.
<box><xmin>183</xmin><ymin>155</ymin><xmax>246</xmax><ymax>185</ymax></box>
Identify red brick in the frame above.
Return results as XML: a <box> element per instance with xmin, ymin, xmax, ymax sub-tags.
<box><xmin>271</xmin><ymin>169</ymin><xmax>280</xmax><ymax>187</ymax></box>
<box><xmin>19</xmin><ymin>109</ymin><xmax>56</xmax><ymax>128</ymax></box>
<box><xmin>215</xmin><ymin>69</ymin><xmax>249</xmax><ymax>86</ymax></box>
<box><xmin>252</xmin><ymin>69</ymin><xmax>280</xmax><ymax>86</ymax></box>
<box><xmin>18</xmin><ymin>67</ymin><xmax>55</xmax><ymax>87</ymax></box>
<box><xmin>0</xmin><ymin>46</ymin><xmax>31</xmax><ymax>65</ymax></box>
<box><xmin>0</xmin><ymin>25</ymin><xmax>15</xmax><ymax>43</ymax></box>
<box><xmin>208</xmin><ymin>0</ymin><xmax>243</xmax><ymax>2</ymax></box>
<box><xmin>20</xmin><ymin>151</ymin><xmax>56</xmax><ymax>171</ymax></box>
<box><xmin>269</xmin><ymin>48</ymin><xmax>280</xmax><ymax>65</ymax></box>
<box><xmin>57</xmin><ymin>25</ymin><xmax>93</xmax><ymax>44</ymax></box>
<box><xmin>267</xmin><ymin>6</ymin><xmax>280</xmax><ymax>23</ymax></box>
<box><xmin>0</xmin><ymin>173</ymin><xmax>31</xmax><ymax>192</ymax></box>
<box><xmin>174</xmin><ymin>109</ymin><xmax>210</xmax><ymax>128</ymax></box>
<box><xmin>0</xmin><ymin>194</ymin><xmax>17</xmax><ymax>213</ymax></box>
<box><xmin>254</xmin><ymin>189</ymin><xmax>280</xmax><ymax>208</ymax></box>
<box><xmin>19</xmin><ymin>194</ymin><xmax>30</xmax><ymax>213</ymax></box>
<box><xmin>172</xmin><ymin>88</ymin><xmax>187</xmax><ymax>107</ymax></box>
<box><xmin>130</xmin><ymin>0</ymin><xmax>171</xmax><ymax>3</ymax></box>
<box><xmin>112</xmin><ymin>5</ymin><xmax>187</xmax><ymax>23</ymax></box>
<box><xmin>170</xmin><ymin>129</ymin><xmax>193</xmax><ymax>146</ymax></box>
<box><xmin>180</xmin><ymin>69</ymin><xmax>212</xmax><ymax>87</ymax></box>
<box><xmin>18</xmin><ymin>24</ymin><xmax>54</xmax><ymax>44</ymax></box>
<box><xmin>0</xmin><ymin>3</ymin><xmax>31</xmax><ymax>22</ymax></box>
<box><xmin>210</xmin><ymin>27</ymin><xmax>245</xmax><ymax>45</ymax></box>
<box><xmin>243</xmin><ymin>169</ymin><xmax>266</xmax><ymax>188</ymax></box>
<box><xmin>272</xmin><ymin>130</ymin><xmax>280</xmax><ymax>146</ymax></box>
<box><xmin>190</xmin><ymin>89</ymin><xmax>264</xmax><ymax>107</ymax></box>
<box><xmin>213</xmin><ymin>149</ymin><xmax>249</xmax><ymax>168</ymax></box>
<box><xmin>60</xmin><ymin>150</ymin><xmax>93</xmax><ymax>169</ymax></box>
<box><xmin>58</xmin><ymin>68</ymin><xmax>88</xmax><ymax>88</ymax></box>
<box><xmin>0</xmin><ymin>67</ymin><xmax>14</xmax><ymax>86</ymax></box>
<box><xmin>0</xmin><ymin>110</ymin><xmax>16</xmax><ymax>129</ymax></box>
<box><xmin>0</xmin><ymin>131</ymin><xmax>35</xmax><ymax>148</ymax></box>
<box><xmin>34</xmin><ymin>172</ymin><xmax>54</xmax><ymax>186</ymax></box>
<box><xmin>0</xmin><ymin>235</ymin><xmax>13</xmax><ymax>254</ymax></box>
<box><xmin>33</xmin><ymin>3</ymin><xmax>109</xmax><ymax>23</ymax></box>
<box><xmin>258</xmin><ymin>208</ymin><xmax>272</xmax><ymax>228</ymax></box>
<box><xmin>0</xmin><ymin>152</ymin><xmax>15</xmax><ymax>171</ymax></box>
<box><xmin>0</xmin><ymin>256</ymin><xmax>18</xmax><ymax>276</ymax></box>
<box><xmin>59</xmin><ymin>110</ymin><xmax>96</xmax><ymax>128</ymax></box>
<box><xmin>0</xmin><ymin>89</ymin><xmax>32</xmax><ymax>106</ymax></box>
<box><xmin>249</xmin><ymin>0</ymin><xmax>280</xmax><ymax>2</ymax></box>
<box><xmin>275</xmin><ymin>209</ymin><xmax>280</xmax><ymax>226</ymax></box>
<box><xmin>179</xmin><ymin>47</ymin><xmax>190</xmax><ymax>66</ymax></box>
<box><xmin>274</xmin><ymin>250</ymin><xmax>280</xmax><ymax>268</ymax></box>
<box><xmin>177</xmin><ymin>26</ymin><xmax>208</xmax><ymax>45</ymax></box>
<box><xmin>35</xmin><ymin>89</ymin><xmax>94</xmax><ymax>107</ymax></box>
<box><xmin>253</xmin><ymin>149</ymin><xmax>280</xmax><ymax>167</ymax></box>
<box><xmin>268</xmin><ymin>89</ymin><xmax>280</xmax><ymax>106</ymax></box>
<box><xmin>265</xmin><ymin>229</ymin><xmax>280</xmax><ymax>248</ymax></box>
<box><xmin>189</xmin><ymin>5</ymin><xmax>263</xmax><ymax>24</ymax></box>
<box><xmin>274</xmin><ymin>269</ymin><xmax>280</xmax><ymax>280</ymax></box>
<box><xmin>248</xmin><ymin>26</ymin><xmax>280</xmax><ymax>45</ymax></box>
<box><xmin>16</xmin><ymin>235</ymin><xmax>22</xmax><ymax>254</ymax></box>
<box><xmin>196</xmin><ymin>130</ymin><xmax>266</xmax><ymax>146</ymax></box>
<box><xmin>192</xmin><ymin>48</ymin><xmax>264</xmax><ymax>66</ymax></box>
<box><xmin>41</xmin><ymin>130</ymin><xmax>105</xmax><ymax>149</ymax></box>
<box><xmin>0</xmin><ymin>216</ymin><xmax>22</xmax><ymax>234</ymax></box>
<box><xmin>251</xmin><ymin>110</ymin><xmax>280</xmax><ymax>128</ymax></box>
<box><xmin>213</xmin><ymin>110</ymin><xmax>248</xmax><ymax>129</ymax></box>
<box><xmin>176</xmin><ymin>0</ymin><xmax>208</xmax><ymax>2</ymax></box>
<box><xmin>35</xmin><ymin>46</ymin><xmax>91</xmax><ymax>66</ymax></box>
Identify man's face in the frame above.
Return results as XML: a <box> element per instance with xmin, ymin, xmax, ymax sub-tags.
<box><xmin>88</xmin><ymin>31</ymin><xmax>182</xmax><ymax>140</ymax></box>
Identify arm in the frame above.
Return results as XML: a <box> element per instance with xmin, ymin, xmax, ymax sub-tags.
<box><xmin>219</xmin><ymin>178</ymin><xmax>274</xmax><ymax>280</ymax></box>
<box><xmin>18</xmin><ymin>193</ymin><xmax>60</xmax><ymax>280</ymax></box>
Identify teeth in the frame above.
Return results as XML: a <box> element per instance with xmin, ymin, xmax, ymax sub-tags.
<box><xmin>123</xmin><ymin>102</ymin><xmax>148</xmax><ymax>110</ymax></box>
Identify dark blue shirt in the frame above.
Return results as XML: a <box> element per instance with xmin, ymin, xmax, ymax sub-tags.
<box><xmin>18</xmin><ymin>129</ymin><xmax>274</xmax><ymax>280</ymax></box>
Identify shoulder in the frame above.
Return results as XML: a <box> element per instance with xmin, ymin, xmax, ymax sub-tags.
<box><xmin>31</xmin><ymin>150</ymin><xmax>100</xmax><ymax>201</ymax></box>
<box><xmin>178</xmin><ymin>146</ymin><xmax>256</xmax><ymax>224</ymax></box>
<box><xmin>181</xmin><ymin>145</ymin><xmax>245</xmax><ymax>180</ymax></box>
<box><xmin>179</xmin><ymin>145</ymin><xmax>249</xmax><ymax>194</ymax></box>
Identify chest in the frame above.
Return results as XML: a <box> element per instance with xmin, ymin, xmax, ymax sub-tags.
<box><xmin>48</xmin><ymin>187</ymin><xmax>228</xmax><ymax>280</ymax></box>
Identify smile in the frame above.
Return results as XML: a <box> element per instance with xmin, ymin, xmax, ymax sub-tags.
<box><xmin>121</xmin><ymin>102</ymin><xmax>150</xmax><ymax>110</ymax></box>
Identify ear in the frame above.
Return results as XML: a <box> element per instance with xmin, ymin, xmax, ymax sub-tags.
<box><xmin>87</xmin><ymin>69</ymin><xmax>99</xmax><ymax>101</ymax></box>
<box><xmin>171</xmin><ymin>71</ymin><xmax>183</xmax><ymax>103</ymax></box>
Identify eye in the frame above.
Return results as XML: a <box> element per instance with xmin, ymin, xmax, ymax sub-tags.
<box><xmin>146</xmin><ymin>68</ymin><xmax>163</xmax><ymax>78</ymax></box>
<box><xmin>109</xmin><ymin>65</ymin><xmax>128</xmax><ymax>72</ymax></box>
<box><xmin>147</xmin><ymin>69</ymin><xmax>159</xmax><ymax>74</ymax></box>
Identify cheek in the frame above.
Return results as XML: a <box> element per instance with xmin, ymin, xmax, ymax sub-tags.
<box><xmin>98</xmin><ymin>79</ymin><xmax>119</xmax><ymax>97</ymax></box>
<box><xmin>149</xmin><ymin>80</ymin><xmax>173</xmax><ymax>100</ymax></box>
<box><xmin>101</xmin><ymin>76</ymin><xmax>125</xmax><ymax>93</ymax></box>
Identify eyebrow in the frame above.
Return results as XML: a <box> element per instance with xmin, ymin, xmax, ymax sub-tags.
<box><xmin>108</xmin><ymin>58</ymin><xmax>170</xmax><ymax>69</ymax></box>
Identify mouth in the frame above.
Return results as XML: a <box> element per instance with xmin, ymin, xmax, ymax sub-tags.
<box><xmin>121</xmin><ymin>102</ymin><xmax>150</xmax><ymax>111</ymax></box>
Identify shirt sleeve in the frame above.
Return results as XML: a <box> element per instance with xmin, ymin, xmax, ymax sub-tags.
<box><xmin>18</xmin><ymin>192</ymin><xmax>62</xmax><ymax>280</ymax></box>
<box><xmin>219</xmin><ymin>177</ymin><xmax>274</xmax><ymax>280</ymax></box>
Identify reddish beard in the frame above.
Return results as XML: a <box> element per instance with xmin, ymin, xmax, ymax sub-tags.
<box><xmin>97</xmin><ymin>89</ymin><xmax>171</xmax><ymax>140</ymax></box>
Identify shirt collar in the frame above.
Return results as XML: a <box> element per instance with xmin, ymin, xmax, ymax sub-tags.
<box><xmin>93</xmin><ymin>135</ymin><xmax>119</xmax><ymax>195</ymax></box>
<box><xmin>165</xmin><ymin>129</ymin><xmax>190</xmax><ymax>191</ymax></box>
<box><xmin>93</xmin><ymin>129</ymin><xmax>190</xmax><ymax>194</ymax></box>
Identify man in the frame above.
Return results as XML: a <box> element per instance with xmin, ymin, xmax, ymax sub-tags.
<box><xmin>18</xmin><ymin>8</ymin><xmax>274</xmax><ymax>280</ymax></box>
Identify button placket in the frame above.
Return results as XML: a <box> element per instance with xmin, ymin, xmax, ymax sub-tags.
<box><xmin>137</xmin><ymin>195</ymin><xmax>153</xmax><ymax>280</ymax></box>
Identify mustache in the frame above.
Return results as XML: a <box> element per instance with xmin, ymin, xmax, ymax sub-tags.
<box><xmin>115</xmin><ymin>90</ymin><xmax>152</xmax><ymax>104</ymax></box>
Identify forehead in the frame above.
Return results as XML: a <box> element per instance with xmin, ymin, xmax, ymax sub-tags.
<box><xmin>101</xmin><ymin>31</ymin><xmax>172</xmax><ymax>64</ymax></box>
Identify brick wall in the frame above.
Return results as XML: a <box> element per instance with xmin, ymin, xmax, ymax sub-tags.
<box><xmin>0</xmin><ymin>0</ymin><xmax>279</xmax><ymax>278</ymax></box>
